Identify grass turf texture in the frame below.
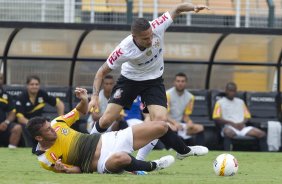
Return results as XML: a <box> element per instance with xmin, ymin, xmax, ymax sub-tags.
<box><xmin>0</xmin><ymin>148</ymin><xmax>281</xmax><ymax>184</ymax></box>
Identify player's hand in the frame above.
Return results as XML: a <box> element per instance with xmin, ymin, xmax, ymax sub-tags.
<box><xmin>88</xmin><ymin>95</ymin><xmax>99</xmax><ymax>113</ymax></box>
<box><xmin>167</xmin><ymin>123</ymin><xmax>178</xmax><ymax>132</ymax></box>
<box><xmin>235</xmin><ymin>123</ymin><xmax>245</xmax><ymax>130</ymax></box>
<box><xmin>194</xmin><ymin>5</ymin><xmax>209</xmax><ymax>13</ymax></box>
<box><xmin>75</xmin><ymin>88</ymin><xmax>88</xmax><ymax>101</ymax></box>
<box><xmin>176</xmin><ymin>123</ymin><xmax>183</xmax><ymax>131</ymax></box>
<box><xmin>54</xmin><ymin>159</ymin><xmax>68</xmax><ymax>172</ymax></box>
<box><xmin>0</xmin><ymin>123</ymin><xmax>8</xmax><ymax>131</ymax></box>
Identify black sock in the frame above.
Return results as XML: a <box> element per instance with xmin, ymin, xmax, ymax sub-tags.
<box><xmin>223</xmin><ymin>137</ymin><xmax>232</xmax><ymax>151</ymax></box>
<box><xmin>159</xmin><ymin>127</ymin><xmax>191</xmax><ymax>154</ymax></box>
<box><xmin>95</xmin><ymin>120</ymin><xmax>108</xmax><ymax>133</ymax></box>
<box><xmin>259</xmin><ymin>136</ymin><xmax>268</xmax><ymax>151</ymax></box>
<box><xmin>124</xmin><ymin>154</ymin><xmax>157</xmax><ymax>172</ymax></box>
<box><xmin>195</xmin><ymin>131</ymin><xmax>205</xmax><ymax>146</ymax></box>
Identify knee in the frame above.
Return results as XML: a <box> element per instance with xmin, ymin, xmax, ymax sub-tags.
<box><xmin>153</xmin><ymin>121</ymin><xmax>169</xmax><ymax>135</ymax></box>
<box><xmin>198</xmin><ymin>124</ymin><xmax>204</xmax><ymax>132</ymax></box>
<box><xmin>223</xmin><ymin>128</ymin><xmax>235</xmax><ymax>138</ymax></box>
<box><xmin>111</xmin><ymin>153</ymin><xmax>131</xmax><ymax>166</ymax></box>
<box><xmin>151</xmin><ymin>114</ymin><xmax>167</xmax><ymax>121</ymax></box>
<box><xmin>12</xmin><ymin>124</ymin><xmax>22</xmax><ymax>134</ymax></box>
<box><xmin>258</xmin><ymin>130</ymin><xmax>266</xmax><ymax>138</ymax></box>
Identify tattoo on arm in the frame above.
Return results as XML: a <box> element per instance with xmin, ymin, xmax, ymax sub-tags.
<box><xmin>93</xmin><ymin>62</ymin><xmax>112</xmax><ymax>96</ymax></box>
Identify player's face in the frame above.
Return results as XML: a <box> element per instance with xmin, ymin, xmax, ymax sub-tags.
<box><xmin>134</xmin><ymin>27</ymin><xmax>153</xmax><ymax>48</ymax></box>
<box><xmin>226</xmin><ymin>88</ymin><xmax>237</xmax><ymax>100</ymax></box>
<box><xmin>103</xmin><ymin>78</ymin><xmax>114</xmax><ymax>93</ymax></box>
<box><xmin>39</xmin><ymin>121</ymin><xmax>57</xmax><ymax>142</ymax></box>
<box><xmin>174</xmin><ymin>76</ymin><xmax>187</xmax><ymax>92</ymax></box>
<box><xmin>27</xmin><ymin>79</ymin><xmax>40</xmax><ymax>95</ymax></box>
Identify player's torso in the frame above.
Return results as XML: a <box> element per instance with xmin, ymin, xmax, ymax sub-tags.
<box><xmin>120</xmin><ymin>33</ymin><xmax>164</xmax><ymax>80</ymax></box>
<box><xmin>98</xmin><ymin>90</ymin><xmax>109</xmax><ymax>114</ymax></box>
<box><xmin>0</xmin><ymin>90</ymin><xmax>10</xmax><ymax>120</ymax></box>
<box><xmin>220</xmin><ymin>98</ymin><xmax>244</xmax><ymax>123</ymax></box>
<box><xmin>168</xmin><ymin>88</ymin><xmax>192</xmax><ymax>122</ymax></box>
<box><xmin>45</xmin><ymin>123</ymin><xmax>79</xmax><ymax>164</ymax></box>
<box><xmin>20</xmin><ymin>91</ymin><xmax>46</xmax><ymax>118</ymax></box>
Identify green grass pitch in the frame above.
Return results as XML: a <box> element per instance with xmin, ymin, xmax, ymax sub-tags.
<box><xmin>0</xmin><ymin>148</ymin><xmax>281</xmax><ymax>184</ymax></box>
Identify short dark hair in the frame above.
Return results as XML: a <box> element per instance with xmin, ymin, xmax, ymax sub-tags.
<box><xmin>26</xmin><ymin>75</ymin><xmax>40</xmax><ymax>84</ymax></box>
<box><xmin>175</xmin><ymin>72</ymin><xmax>188</xmax><ymax>80</ymax></box>
<box><xmin>26</xmin><ymin>117</ymin><xmax>47</xmax><ymax>138</ymax></box>
<box><xmin>226</xmin><ymin>82</ymin><xmax>237</xmax><ymax>90</ymax></box>
<box><xmin>131</xmin><ymin>18</ymin><xmax>150</xmax><ymax>35</ymax></box>
<box><xmin>104</xmin><ymin>75</ymin><xmax>114</xmax><ymax>80</ymax></box>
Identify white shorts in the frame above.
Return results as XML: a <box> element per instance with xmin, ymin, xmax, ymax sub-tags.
<box><xmin>177</xmin><ymin>123</ymin><xmax>192</xmax><ymax>140</ymax></box>
<box><xmin>97</xmin><ymin>127</ymin><xmax>134</xmax><ymax>174</ymax></box>
<box><xmin>222</xmin><ymin>125</ymin><xmax>254</xmax><ymax>137</ymax></box>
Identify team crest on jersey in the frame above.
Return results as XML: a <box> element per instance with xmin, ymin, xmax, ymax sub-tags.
<box><xmin>2</xmin><ymin>94</ymin><xmax>7</xmax><ymax>99</ymax></box>
<box><xmin>26</xmin><ymin>102</ymin><xmax>31</xmax><ymax>106</ymax></box>
<box><xmin>38</xmin><ymin>97</ymin><xmax>43</xmax><ymax>103</ymax></box>
<box><xmin>113</xmin><ymin>89</ymin><xmax>123</xmax><ymax>99</ymax></box>
<box><xmin>146</xmin><ymin>50</ymin><xmax>152</xmax><ymax>56</ymax></box>
<box><xmin>61</xmin><ymin>128</ymin><xmax>69</xmax><ymax>135</ymax></box>
<box><xmin>153</xmin><ymin>39</ymin><xmax>160</xmax><ymax>48</ymax></box>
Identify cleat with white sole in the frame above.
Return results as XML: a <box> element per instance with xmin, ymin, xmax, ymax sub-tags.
<box><xmin>176</xmin><ymin>146</ymin><xmax>209</xmax><ymax>160</ymax></box>
<box><xmin>153</xmin><ymin>155</ymin><xmax>175</xmax><ymax>171</ymax></box>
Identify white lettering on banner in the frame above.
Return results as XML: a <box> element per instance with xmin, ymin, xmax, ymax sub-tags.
<box><xmin>195</xmin><ymin>96</ymin><xmax>205</xmax><ymax>101</ymax></box>
<box><xmin>88</xmin><ymin>43</ymin><xmax>208</xmax><ymax>59</ymax></box>
<box><xmin>31</xmin><ymin>41</ymin><xmax>42</xmax><ymax>53</ymax></box>
<box><xmin>47</xmin><ymin>92</ymin><xmax>66</xmax><ymax>98</ymax></box>
<box><xmin>91</xmin><ymin>43</ymin><xmax>118</xmax><ymax>56</ymax></box>
<box><xmin>251</xmin><ymin>97</ymin><xmax>275</xmax><ymax>102</ymax></box>
<box><xmin>164</xmin><ymin>44</ymin><xmax>207</xmax><ymax>58</ymax></box>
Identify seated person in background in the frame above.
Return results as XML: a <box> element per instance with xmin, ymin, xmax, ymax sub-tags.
<box><xmin>212</xmin><ymin>82</ymin><xmax>268</xmax><ymax>151</ymax></box>
<box><xmin>124</xmin><ymin>96</ymin><xmax>143</xmax><ymax>127</ymax></box>
<box><xmin>88</xmin><ymin>75</ymin><xmax>126</xmax><ymax>133</ymax></box>
<box><xmin>16</xmin><ymin>75</ymin><xmax>64</xmax><ymax>147</ymax></box>
<box><xmin>0</xmin><ymin>73</ymin><xmax>22</xmax><ymax>148</ymax></box>
<box><xmin>166</xmin><ymin>73</ymin><xmax>205</xmax><ymax>146</ymax></box>
<box><xmin>27</xmin><ymin>88</ymin><xmax>184</xmax><ymax>174</ymax></box>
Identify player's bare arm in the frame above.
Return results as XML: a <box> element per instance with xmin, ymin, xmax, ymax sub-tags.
<box><xmin>53</xmin><ymin>159</ymin><xmax>81</xmax><ymax>174</ymax></box>
<box><xmin>169</xmin><ymin>3</ymin><xmax>209</xmax><ymax>20</ymax></box>
<box><xmin>89</xmin><ymin>62</ymin><xmax>112</xmax><ymax>111</ymax></box>
<box><xmin>75</xmin><ymin>88</ymin><xmax>89</xmax><ymax>115</ymax></box>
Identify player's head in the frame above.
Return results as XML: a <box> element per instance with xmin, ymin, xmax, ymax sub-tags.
<box><xmin>131</xmin><ymin>18</ymin><xmax>153</xmax><ymax>48</ymax></box>
<box><xmin>225</xmin><ymin>82</ymin><xmax>237</xmax><ymax>100</ymax></box>
<box><xmin>26</xmin><ymin>75</ymin><xmax>40</xmax><ymax>95</ymax></box>
<box><xmin>103</xmin><ymin>75</ymin><xmax>114</xmax><ymax>93</ymax></box>
<box><xmin>27</xmin><ymin>117</ymin><xmax>57</xmax><ymax>142</ymax></box>
<box><xmin>174</xmin><ymin>72</ymin><xmax>188</xmax><ymax>92</ymax></box>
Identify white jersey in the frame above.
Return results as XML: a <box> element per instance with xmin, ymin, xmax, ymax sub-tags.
<box><xmin>106</xmin><ymin>12</ymin><xmax>173</xmax><ymax>81</ymax></box>
<box><xmin>166</xmin><ymin>87</ymin><xmax>194</xmax><ymax>122</ymax></box>
<box><xmin>213</xmin><ymin>97</ymin><xmax>251</xmax><ymax>123</ymax></box>
<box><xmin>98</xmin><ymin>89</ymin><xmax>109</xmax><ymax>114</ymax></box>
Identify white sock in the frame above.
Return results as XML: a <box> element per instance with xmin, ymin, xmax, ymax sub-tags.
<box><xmin>8</xmin><ymin>144</ymin><xmax>17</xmax><ymax>149</ymax></box>
<box><xmin>90</xmin><ymin>123</ymin><xmax>101</xmax><ymax>134</ymax></box>
<box><xmin>136</xmin><ymin>139</ymin><xmax>158</xmax><ymax>161</ymax></box>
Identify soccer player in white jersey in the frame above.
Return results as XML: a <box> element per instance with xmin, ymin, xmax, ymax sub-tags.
<box><xmin>89</xmin><ymin>3</ymin><xmax>210</xmax><ymax>159</ymax></box>
<box><xmin>213</xmin><ymin>82</ymin><xmax>268</xmax><ymax>151</ymax></box>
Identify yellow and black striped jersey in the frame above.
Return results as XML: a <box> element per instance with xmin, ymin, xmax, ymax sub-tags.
<box><xmin>35</xmin><ymin>108</ymin><xmax>101</xmax><ymax>173</ymax></box>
